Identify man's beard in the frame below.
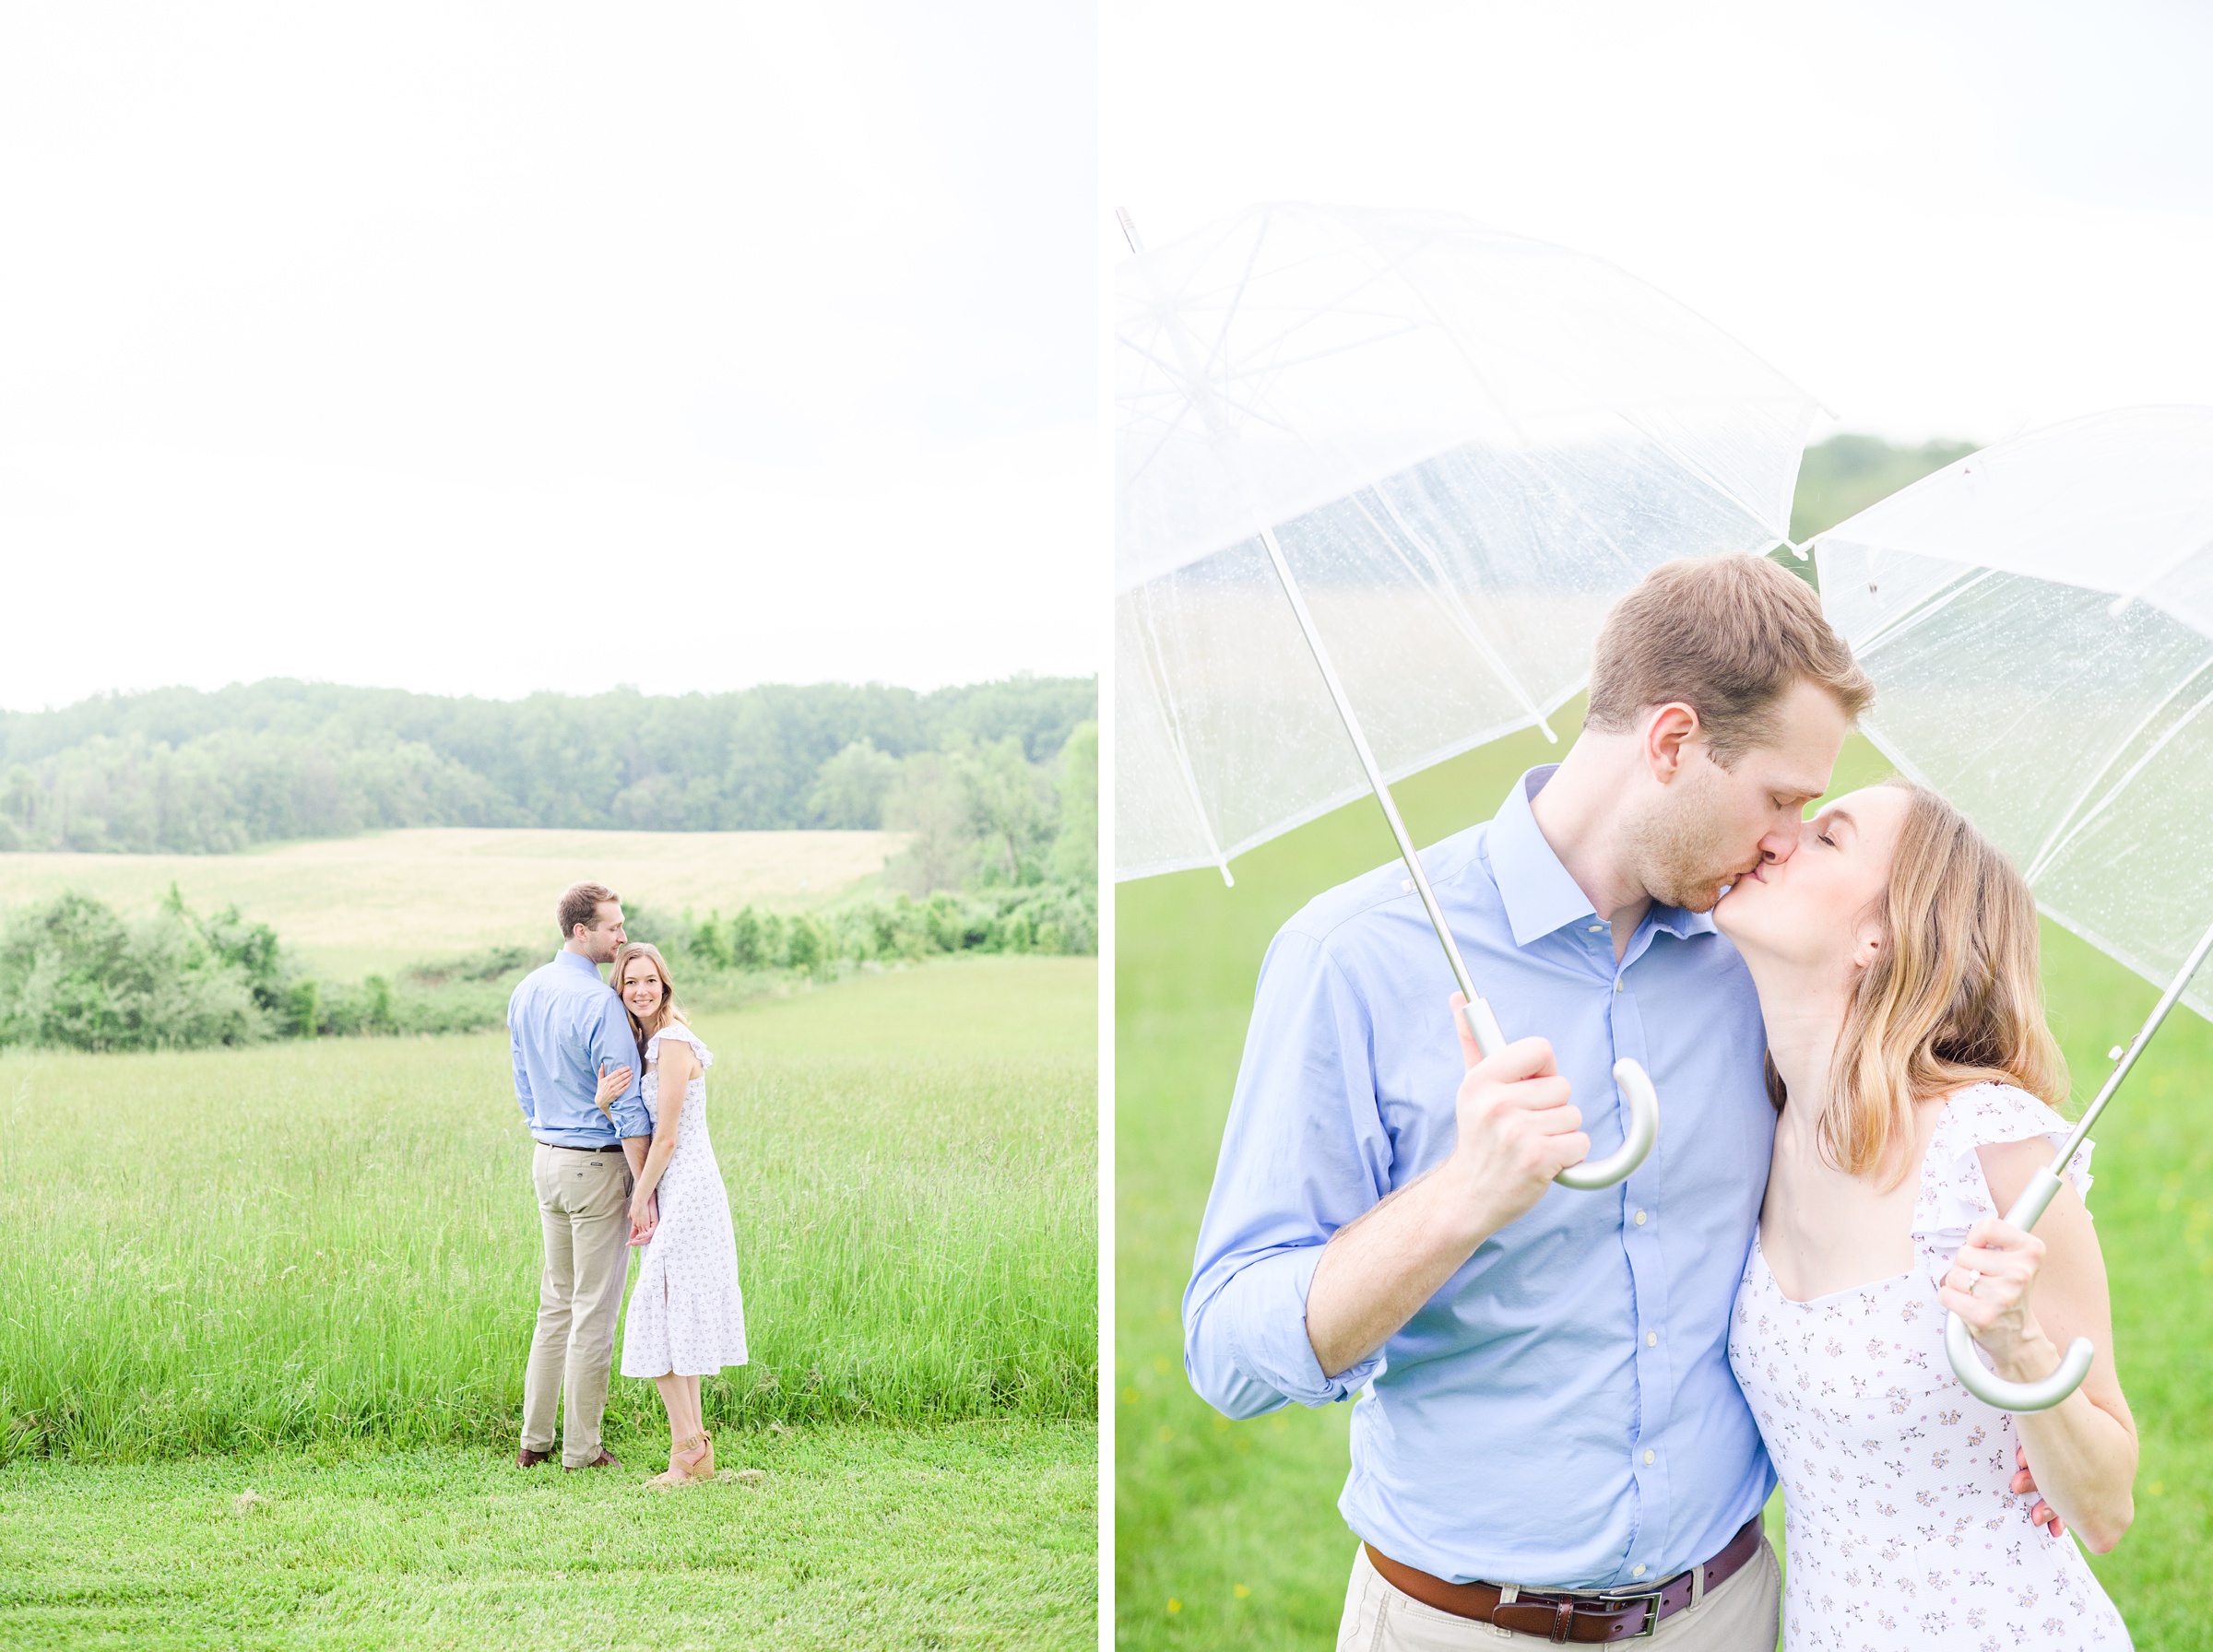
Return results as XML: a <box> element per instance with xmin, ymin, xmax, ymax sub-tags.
<box><xmin>1626</xmin><ymin>793</ymin><xmax>1748</xmax><ymax>914</ymax></box>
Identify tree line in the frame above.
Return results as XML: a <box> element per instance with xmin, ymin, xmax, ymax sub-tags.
<box><xmin>0</xmin><ymin>675</ymin><xmax>1095</xmax><ymax>853</ymax></box>
<box><xmin>0</xmin><ymin>704</ymin><xmax>1097</xmax><ymax>1050</ymax></box>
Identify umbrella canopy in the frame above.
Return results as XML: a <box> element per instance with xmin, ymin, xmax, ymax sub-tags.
<box><xmin>1117</xmin><ymin>202</ymin><xmax>1820</xmax><ymax>882</ymax></box>
<box><xmin>1812</xmin><ymin>404</ymin><xmax>2213</xmax><ymax>1412</ymax></box>
<box><xmin>1813</xmin><ymin>406</ymin><xmax>2213</xmax><ymax>1020</ymax></box>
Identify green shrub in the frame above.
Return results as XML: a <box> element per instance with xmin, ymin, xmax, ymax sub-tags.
<box><xmin>0</xmin><ymin>891</ymin><xmax>269</xmax><ymax>1052</ymax></box>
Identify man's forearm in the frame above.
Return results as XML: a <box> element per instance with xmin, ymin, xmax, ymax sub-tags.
<box><xmin>621</xmin><ymin>1136</ymin><xmax>650</xmax><ymax>1178</ymax></box>
<box><xmin>1303</xmin><ymin>1167</ymin><xmax>1497</xmax><ymax>1378</ymax></box>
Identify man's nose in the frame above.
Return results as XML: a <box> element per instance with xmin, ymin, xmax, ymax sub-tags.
<box><xmin>1759</xmin><ymin>822</ymin><xmax>1805</xmax><ymax>865</ymax></box>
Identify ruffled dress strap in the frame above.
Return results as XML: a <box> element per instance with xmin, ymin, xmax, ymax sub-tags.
<box><xmin>644</xmin><ymin>1024</ymin><xmax>715</xmax><ymax>1068</ymax></box>
<box><xmin>1911</xmin><ymin>1080</ymin><xmax>2092</xmax><ymax>1291</ymax></box>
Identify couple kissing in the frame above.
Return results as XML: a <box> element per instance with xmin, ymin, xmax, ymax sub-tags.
<box><xmin>1189</xmin><ymin>557</ymin><xmax>2136</xmax><ymax>1650</ymax></box>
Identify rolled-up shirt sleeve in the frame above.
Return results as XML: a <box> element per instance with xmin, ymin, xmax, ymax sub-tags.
<box><xmin>1184</xmin><ymin>927</ymin><xmax>1392</xmax><ymax>1417</ymax></box>
<box><xmin>591</xmin><ymin>998</ymin><xmax>654</xmax><ymax>1140</ymax></box>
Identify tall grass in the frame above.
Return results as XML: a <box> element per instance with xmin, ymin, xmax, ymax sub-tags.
<box><xmin>0</xmin><ymin>957</ymin><xmax>1095</xmax><ymax>1461</ymax></box>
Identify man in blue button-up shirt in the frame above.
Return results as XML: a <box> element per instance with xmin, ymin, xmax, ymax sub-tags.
<box><xmin>512</xmin><ymin>881</ymin><xmax>655</xmax><ymax>1471</ymax></box>
<box><xmin>1186</xmin><ymin>558</ymin><xmax>1872</xmax><ymax>1648</ymax></box>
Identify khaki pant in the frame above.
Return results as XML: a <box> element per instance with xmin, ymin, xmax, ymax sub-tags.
<box><xmin>521</xmin><ymin>1144</ymin><xmax>633</xmax><ymax>1468</ymax></box>
<box><xmin>1337</xmin><ymin>1539</ymin><xmax>1781</xmax><ymax>1652</ymax></box>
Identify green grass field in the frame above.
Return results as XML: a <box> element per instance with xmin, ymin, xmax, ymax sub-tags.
<box><xmin>1</xmin><ymin>953</ymin><xmax>1096</xmax><ymax>1648</ymax></box>
<box><xmin>0</xmin><ymin>827</ymin><xmax>905</xmax><ymax>979</ymax></box>
<box><xmin>1114</xmin><ymin>717</ymin><xmax>2213</xmax><ymax>1650</ymax></box>
<box><xmin>0</xmin><ymin>1423</ymin><xmax>1094</xmax><ymax>1651</ymax></box>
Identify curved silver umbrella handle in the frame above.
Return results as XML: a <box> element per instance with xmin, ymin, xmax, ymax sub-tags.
<box><xmin>1945</xmin><ymin>1313</ymin><xmax>2094</xmax><ymax>1414</ymax></box>
<box><xmin>1456</xmin><ymin>1000</ymin><xmax>1659</xmax><ymax>1191</ymax></box>
<box><xmin>1556</xmin><ymin>1057</ymin><xmax>1661</xmax><ymax>1190</ymax></box>
<box><xmin>1943</xmin><ymin>1163</ymin><xmax>2094</xmax><ymax>1413</ymax></box>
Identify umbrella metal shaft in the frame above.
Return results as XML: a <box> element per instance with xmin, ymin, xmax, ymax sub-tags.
<box><xmin>2049</xmin><ymin>908</ymin><xmax>2213</xmax><ymax>1192</ymax></box>
<box><xmin>1255</xmin><ymin>525</ymin><xmax>1509</xmax><ymax>1058</ymax></box>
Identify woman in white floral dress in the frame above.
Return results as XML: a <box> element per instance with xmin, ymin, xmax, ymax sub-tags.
<box><xmin>1712</xmin><ymin>780</ymin><xmax>2136</xmax><ymax>1650</ymax></box>
<box><xmin>598</xmin><ymin>942</ymin><xmax>748</xmax><ymax>1485</ymax></box>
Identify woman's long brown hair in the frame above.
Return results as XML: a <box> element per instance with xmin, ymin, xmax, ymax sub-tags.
<box><xmin>609</xmin><ymin>940</ymin><xmax>688</xmax><ymax>1062</ymax></box>
<box><xmin>1769</xmin><ymin>779</ymin><xmax>2069</xmax><ymax>1186</ymax></box>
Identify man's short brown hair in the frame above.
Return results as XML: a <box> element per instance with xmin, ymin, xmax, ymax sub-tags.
<box><xmin>557</xmin><ymin>882</ymin><xmax>620</xmax><ymax>938</ymax></box>
<box><xmin>1585</xmin><ymin>555</ymin><xmax>1873</xmax><ymax>763</ymax></box>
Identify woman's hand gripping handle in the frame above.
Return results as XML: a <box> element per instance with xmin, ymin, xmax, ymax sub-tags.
<box><xmin>1940</xmin><ymin>1163</ymin><xmax>2095</xmax><ymax>1413</ymax></box>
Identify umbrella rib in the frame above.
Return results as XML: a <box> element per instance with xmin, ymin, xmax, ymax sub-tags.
<box><xmin>1213</xmin><ymin>229</ymin><xmax>1453</xmax><ymax>421</ymax></box>
<box><xmin>2097</xmin><ymin>499</ymin><xmax>2213</xmax><ymax>616</ymax></box>
<box><xmin>1350</xmin><ymin>485</ymin><xmax>1559</xmax><ymax>741</ymax></box>
<box><xmin>2019</xmin><ymin>645</ymin><xmax>2213</xmax><ymax>886</ymax></box>
<box><xmin>1510</xmin><ymin>440</ymin><xmax>1647</xmax><ymax>579</ymax></box>
<box><xmin>2023</xmin><ymin>667</ymin><xmax>2213</xmax><ymax>889</ymax></box>
<box><xmin>1121</xmin><ymin>333</ymin><xmax>1305</xmax><ymax>441</ymax></box>
<box><xmin>1850</xmin><ymin>565</ymin><xmax>2001</xmax><ymax>657</ymax></box>
<box><xmin>1197</xmin><ymin>214</ymin><xmax>1280</xmax><ymax>401</ymax></box>
<box><xmin>1216</xmin><ymin>317</ymin><xmax>1429</xmax><ymax>384</ymax></box>
<box><xmin>1617</xmin><ymin>407</ymin><xmax>1793</xmax><ymax>543</ymax></box>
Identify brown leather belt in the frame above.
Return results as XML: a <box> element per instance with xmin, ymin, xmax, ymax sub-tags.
<box><xmin>1364</xmin><ymin>1516</ymin><xmax>1764</xmax><ymax>1644</ymax></box>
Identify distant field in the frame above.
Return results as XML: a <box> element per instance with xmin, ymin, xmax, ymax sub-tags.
<box><xmin>1116</xmin><ymin>716</ymin><xmax>2212</xmax><ymax>1652</ymax></box>
<box><xmin>0</xmin><ymin>827</ymin><xmax>905</xmax><ymax>978</ymax></box>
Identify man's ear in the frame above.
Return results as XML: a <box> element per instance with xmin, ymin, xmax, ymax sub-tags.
<box><xmin>1642</xmin><ymin>702</ymin><xmax>1703</xmax><ymax>784</ymax></box>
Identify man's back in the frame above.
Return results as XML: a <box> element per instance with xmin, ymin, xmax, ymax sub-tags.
<box><xmin>509</xmin><ymin>950</ymin><xmax>649</xmax><ymax>1147</ymax></box>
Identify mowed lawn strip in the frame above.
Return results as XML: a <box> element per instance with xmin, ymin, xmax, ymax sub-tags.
<box><xmin>0</xmin><ymin>1421</ymin><xmax>1095</xmax><ymax>1651</ymax></box>
<box><xmin>1115</xmin><ymin>715</ymin><xmax>2212</xmax><ymax>1650</ymax></box>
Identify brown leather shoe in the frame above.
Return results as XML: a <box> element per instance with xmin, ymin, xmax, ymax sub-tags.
<box><xmin>516</xmin><ymin>1446</ymin><xmax>553</xmax><ymax>1469</ymax></box>
<box><xmin>563</xmin><ymin>1449</ymin><xmax>621</xmax><ymax>1471</ymax></box>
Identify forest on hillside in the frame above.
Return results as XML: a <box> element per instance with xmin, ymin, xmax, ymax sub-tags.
<box><xmin>0</xmin><ymin>675</ymin><xmax>1094</xmax><ymax>854</ymax></box>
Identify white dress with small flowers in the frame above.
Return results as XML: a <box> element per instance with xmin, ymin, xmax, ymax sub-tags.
<box><xmin>619</xmin><ymin>1026</ymin><xmax>749</xmax><ymax>1378</ymax></box>
<box><xmin>1729</xmin><ymin>1083</ymin><xmax>2129</xmax><ymax>1651</ymax></box>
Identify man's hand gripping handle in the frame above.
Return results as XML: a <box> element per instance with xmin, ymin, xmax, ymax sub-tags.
<box><xmin>1452</xmin><ymin>995</ymin><xmax>1657</xmax><ymax>1194</ymax></box>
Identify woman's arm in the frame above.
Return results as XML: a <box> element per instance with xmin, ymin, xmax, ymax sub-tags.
<box><xmin>629</xmin><ymin>1040</ymin><xmax>695</xmax><ymax>1231</ymax></box>
<box><xmin>1940</xmin><ymin>1137</ymin><xmax>2137</xmax><ymax>1552</ymax></box>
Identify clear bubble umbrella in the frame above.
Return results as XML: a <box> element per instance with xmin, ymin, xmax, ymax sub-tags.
<box><xmin>1812</xmin><ymin>404</ymin><xmax>2213</xmax><ymax>1409</ymax></box>
<box><xmin>1117</xmin><ymin>201</ymin><xmax>1821</xmax><ymax>1189</ymax></box>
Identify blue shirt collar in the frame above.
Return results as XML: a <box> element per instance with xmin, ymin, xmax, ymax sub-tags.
<box><xmin>1487</xmin><ymin>765</ymin><xmax>1717</xmax><ymax>949</ymax></box>
<box><xmin>556</xmin><ymin>949</ymin><xmax>605</xmax><ymax>979</ymax></box>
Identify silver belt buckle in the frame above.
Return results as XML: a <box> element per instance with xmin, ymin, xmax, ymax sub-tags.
<box><xmin>1592</xmin><ymin>1583</ymin><xmax>1667</xmax><ymax>1641</ymax></box>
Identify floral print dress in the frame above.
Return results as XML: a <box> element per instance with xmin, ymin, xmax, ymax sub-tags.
<box><xmin>619</xmin><ymin>1025</ymin><xmax>750</xmax><ymax>1379</ymax></box>
<box><xmin>1728</xmin><ymin>1083</ymin><xmax>2129</xmax><ymax>1651</ymax></box>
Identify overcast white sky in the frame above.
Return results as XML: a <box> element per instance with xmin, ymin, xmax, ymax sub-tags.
<box><xmin>0</xmin><ymin>2</ymin><xmax>1096</xmax><ymax>710</ymax></box>
<box><xmin>1106</xmin><ymin>0</ymin><xmax>2213</xmax><ymax>444</ymax></box>
<box><xmin>6</xmin><ymin>5</ymin><xmax>2210</xmax><ymax>711</ymax></box>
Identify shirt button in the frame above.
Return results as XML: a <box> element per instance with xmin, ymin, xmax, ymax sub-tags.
<box><xmin>1632</xmin><ymin>1564</ymin><xmax>1647</xmax><ymax>1577</ymax></box>
<box><xmin>1643</xmin><ymin>1450</ymin><xmax>1656</xmax><ymax>1465</ymax></box>
<box><xmin>1646</xmin><ymin>1331</ymin><xmax>1658</xmax><ymax>1347</ymax></box>
<box><xmin>1614</xmin><ymin>978</ymin><xmax>1624</xmax><ymax>992</ymax></box>
<box><xmin>1634</xmin><ymin>1210</ymin><xmax>1648</xmax><ymax>1226</ymax></box>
